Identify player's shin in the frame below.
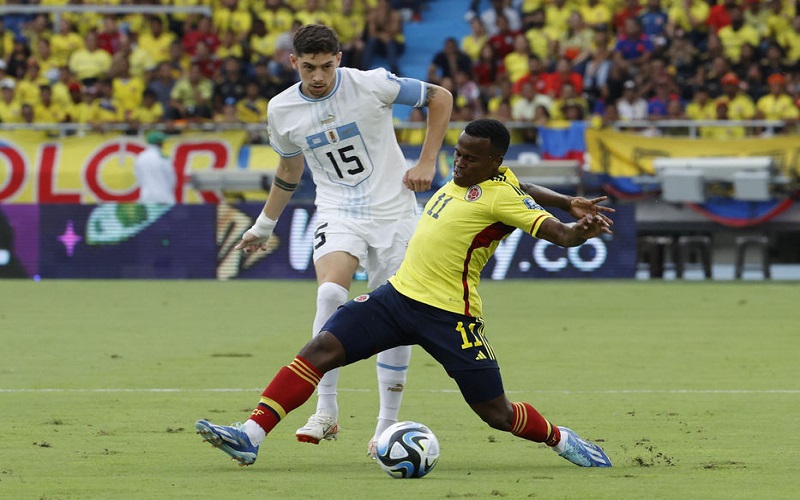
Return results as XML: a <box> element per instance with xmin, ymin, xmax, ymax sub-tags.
<box><xmin>374</xmin><ymin>345</ymin><xmax>411</xmax><ymax>439</ymax></box>
<box><xmin>510</xmin><ymin>401</ymin><xmax>561</xmax><ymax>446</ymax></box>
<box><xmin>246</xmin><ymin>356</ymin><xmax>323</xmax><ymax>445</ymax></box>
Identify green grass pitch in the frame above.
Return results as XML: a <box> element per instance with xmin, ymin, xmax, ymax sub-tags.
<box><xmin>1</xmin><ymin>280</ymin><xmax>799</xmax><ymax>499</ymax></box>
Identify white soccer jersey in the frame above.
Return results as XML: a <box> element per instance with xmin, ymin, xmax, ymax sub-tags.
<box><xmin>267</xmin><ymin>67</ymin><xmax>425</xmax><ymax>220</ymax></box>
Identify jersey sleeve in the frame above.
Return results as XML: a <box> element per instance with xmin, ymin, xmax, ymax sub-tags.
<box><xmin>266</xmin><ymin>113</ymin><xmax>302</xmax><ymax>157</ymax></box>
<box><xmin>360</xmin><ymin>68</ymin><xmax>427</xmax><ymax>108</ymax></box>
<box><xmin>492</xmin><ymin>185</ymin><xmax>555</xmax><ymax>237</ymax></box>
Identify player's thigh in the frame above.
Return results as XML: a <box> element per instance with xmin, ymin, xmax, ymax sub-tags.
<box><xmin>321</xmin><ymin>283</ymin><xmax>410</xmax><ymax>365</ymax></box>
<box><xmin>315</xmin><ymin>252</ymin><xmax>359</xmax><ymax>287</ymax></box>
<box><xmin>409</xmin><ymin>307</ymin><xmax>504</xmax><ymax>403</ymax></box>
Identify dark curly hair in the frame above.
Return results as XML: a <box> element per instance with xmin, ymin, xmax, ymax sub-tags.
<box><xmin>293</xmin><ymin>24</ymin><xmax>340</xmax><ymax>56</ymax></box>
<box><xmin>463</xmin><ymin>119</ymin><xmax>510</xmax><ymax>156</ymax></box>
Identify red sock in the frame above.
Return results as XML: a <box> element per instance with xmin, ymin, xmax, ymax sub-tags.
<box><xmin>510</xmin><ymin>402</ymin><xmax>561</xmax><ymax>446</ymax></box>
<box><xmin>249</xmin><ymin>356</ymin><xmax>322</xmax><ymax>434</ymax></box>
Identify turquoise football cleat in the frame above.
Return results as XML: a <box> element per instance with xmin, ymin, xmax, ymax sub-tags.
<box><xmin>556</xmin><ymin>427</ymin><xmax>612</xmax><ymax>467</ymax></box>
<box><xmin>195</xmin><ymin>419</ymin><xmax>259</xmax><ymax>466</ymax></box>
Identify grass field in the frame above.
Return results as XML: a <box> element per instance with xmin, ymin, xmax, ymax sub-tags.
<box><xmin>2</xmin><ymin>280</ymin><xmax>799</xmax><ymax>499</ymax></box>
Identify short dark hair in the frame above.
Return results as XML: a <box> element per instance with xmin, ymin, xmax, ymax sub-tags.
<box><xmin>293</xmin><ymin>24</ymin><xmax>340</xmax><ymax>56</ymax></box>
<box><xmin>463</xmin><ymin>119</ymin><xmax>510</xmax><ymax>156</ymax></box>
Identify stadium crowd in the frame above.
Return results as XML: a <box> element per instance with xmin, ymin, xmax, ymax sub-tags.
<box><xmin>0</xmin><ymin>0</ymin><xmax>798</xmax><ymax>144</ymax></box>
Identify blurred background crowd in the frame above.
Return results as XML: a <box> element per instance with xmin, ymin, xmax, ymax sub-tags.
<box><xmin>0</xmin><ymin>0</ymin><xmax>798</xmax><ymax>144</ymax></box>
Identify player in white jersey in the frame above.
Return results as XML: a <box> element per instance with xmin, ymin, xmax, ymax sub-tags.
<box><xmin>236</xmin><ymin>23</ymin><xmax>454</xmax><ymax>454</ymax></box>
<box><xmin>234</xmin><ymin>24</ymin><xmax>615</xmax><ymax>458</ymax></box>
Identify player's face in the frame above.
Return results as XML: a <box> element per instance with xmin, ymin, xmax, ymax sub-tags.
<box><xmin>292</xmin><ymin>52</ymin><xmax>342</xmax><ymax>99</ymax></box>
<box><xmin>452</xmin><ymin>133</ymin><xmax>501</xmax><ymax>187</ymax></box>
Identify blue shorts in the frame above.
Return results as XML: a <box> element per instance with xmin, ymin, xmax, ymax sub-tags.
<box><xmin>322</xmin><ymin>282</ymin><xmax>504</xmax><ymax>404</ymax></box>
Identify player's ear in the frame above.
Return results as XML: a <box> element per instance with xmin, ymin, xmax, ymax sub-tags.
<box><xmin>289</xmin><ymin>54</ymin><xmax>298</xmax><ymax>69</ymax></box>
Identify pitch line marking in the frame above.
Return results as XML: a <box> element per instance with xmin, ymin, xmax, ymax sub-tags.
<box><xmin>1</xmin><ymin>388</ymin><xmax>799</xmax><ymax>394</ymax></box>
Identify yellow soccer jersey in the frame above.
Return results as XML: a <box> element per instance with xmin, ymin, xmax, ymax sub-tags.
<box><xmin>389</xmin><ymin>167</ymin><xmax>554</xmax><ymax>317</ymax></box>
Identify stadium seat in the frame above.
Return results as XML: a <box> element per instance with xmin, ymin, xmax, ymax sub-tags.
<box><xmin>734</xmin><ymin>235</ymin><xmax>771</xmax><ymax>279</ymax></box>
<box><xmin>638</xmin><ymin>235</ymin><xmax>674</xmax><ymax>279</ymax></box>
<box><xmin>675</xmin><ymin>235</ymin><xmax>712</xmax><ymax>279</ymax></box>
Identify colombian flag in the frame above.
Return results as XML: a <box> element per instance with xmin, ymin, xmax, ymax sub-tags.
<box><xmin>538</xmin><ymin>121</ymin><xmax>587</xmax><ymax>161</ymax></box>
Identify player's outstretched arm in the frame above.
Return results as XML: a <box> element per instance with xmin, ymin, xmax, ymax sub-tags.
<box><xmin>535</xmin><ymin>214</ymin><xmax>612</xmax><ymax>248</ymax></box>
<box><xmin>521</xmin><ymin>183</ymin><xmax>615</xmax><ymax>226</ymax></box>
<box><xmin>403</xmin><ymin>83</ymin><xmax>453</xmax><ymax>192</ymax></box>
<box><xmin>235</xmin><ymin>155</ymin><xmax>305</xmax><ymax>253</ymax></box>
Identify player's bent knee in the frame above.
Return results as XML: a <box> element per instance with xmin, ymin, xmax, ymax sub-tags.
<box><xmin>298</xmin><ymin>331</ymin><xmax>346</xmax><ymax>372</ymax></box>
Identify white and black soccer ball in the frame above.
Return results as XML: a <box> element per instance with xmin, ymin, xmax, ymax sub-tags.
<box><xmin>375</xmin><ymin>421</ymin><xmax>440</xmax><ymax>479</ymax></box>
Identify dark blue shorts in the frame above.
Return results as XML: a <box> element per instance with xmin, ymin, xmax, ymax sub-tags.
<box><xmin>322</xmin><ymin>282</ymin><xmax>504</xmax><ymax>404</ymax></box>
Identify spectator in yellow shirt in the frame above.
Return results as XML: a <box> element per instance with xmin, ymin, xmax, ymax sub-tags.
<box><xmin>295</xmin><ymin>0</ymin><xmax>335</xmax><ymax>27</ymax></box>
<box><xmin>717</xmin><ymin>5</ymin><xmax>760</xmax><ymax>65</ymax></box>
<box><xmin>704</xmin><ymin>101</ymin><xmax>746</xmax><ymax>140</ymax></box>
<box><xmin>756</xmin><ymin>73</ymin><xmax>800</xmax><ymax>122</ymax></box>
<box><xmin>461</xmin><ymin>17</ymin><xmax>488</xmax><ymax>62</ymax></box>
<box><xmin>686</xmin><ymin>85</ymin><xmax>717</xmax><ymax>120</ymax></box>
<box><xmin>51</xmin><ymin>67</ymin><xmax>75</xmax><ymax>109</ymax></box>
<box><xmin>50</xmin><ymin>18</ymin><xmax>84</xmax><ymax>69</ymax></box>
<box><xmin>0</xmin><ymin>78</ymin><xmax>22</xmax><ymax>123</ymax></box>
<box><xmin>237</xmin><ymin>81</ymin><xmax>268</xmax><ymax>124</ymax></box>
<box><xmin>213</xmin><ymin>0</ymin><xmax>253</xmax><ymax>42</ymax></box>
<box><xmin>249</xmin><ymin>18</ymin><xmax>277</xmax><ymax>64</ymax></box>
<box><xmin>333</xmin><ymin>0</ymin><xmax>367</xmax><ymax>69</ymax></box>
<box><xmin>667</xmin><ymin>0</ymin><xmax>710</xmax><ymax>46</ymax></box>
<box><xmin>169</xmin><ymin>62</ymin><xmax>213</xmax><ymax>121</ymax></box>
<box><xmin>523</xmin><ymin>8</ymin><xmax>552</xmax><ymax>64</ymax></box>
<box><xmin>33</xmin><ymin>84</ymin><xmax>67</xmax><ymax>124</ymax></box>
<box><xmin>715</xmin><ymin>72</ymin><xmax>755</xmax><ymax>120</ymax></box>
<box><xmin>65</xmin><ymin>84</ymin><xmax>96</xmax><ymax>125</ymax></box>
<box><xmin>765</xmin><ymin>0</ymin><xmax>792</xmax><ymax>40</ymax></box>
<box><xmin>504</xmin><ymin>33</ymin><xmax>532</xmax><ymax>86</ymax></box>
<box><xmin>0</xmin><ymin>18</ymin><xmax>15</xmax><ymax>62</ymax></box>
<box><xmin>580</xmin><ymin>0</ymin><xmax>612</xmax><ymax>31</ymax></box>
<box><xmin>127</xmin><ymin>89</ymin><xmax>164</xmax><ymax>127</ymax></box>
<box><xmin>259</xmin><ymin>0</ymin><xmax>295</xmax><ymax>35</ymax></box>
<box><xmin>216</xmin><ymin>29</ymin><xmax>245</xmax><ymax>61</ymax></box>
<box><xmin>687</xmin><ymin>86</ymin><xmax>721</xmax><ymax>138</ymax></box>
<box><xmin>34</xmin><ymin>38</ymin><xmax>58</xmax><ymax>76</ymax></box>
<box><xmin>138</xmin><ymin>17</ymin><xmax>177</xmax><ymax>65</ymax></box>
<box><xmin>777</xmin><ymin>15</ymin><xmax>800</xmax><ymax>64</ymax></box>
<box><xmin>93</xmin><ymin>79</ymin><xmax>125</xmax><ymax>126</ymax></box>
<box><xmin>111</xmin><ymin>59</ymin><xmax>145</xmax><ymax>119</ymax></box>
<box><xmin>545</xmin><ymin>0</ymin><xmax>574</xmax><ymax>35</ymax></box>
<box><xmin>16</xmin><ymin>59</ymin><xmax>49</xmax><ymax>106</ymax></box>
<box><xmin>68</xmin><ymin>31</ymin><xmax>112</xmax><ymax>85</ymax></box>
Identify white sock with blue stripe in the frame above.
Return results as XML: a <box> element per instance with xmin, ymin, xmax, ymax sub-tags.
<box><xmin>373</xmin><ymin>345</ymin><xmax>412</xmax><ymax>439</ymax></box>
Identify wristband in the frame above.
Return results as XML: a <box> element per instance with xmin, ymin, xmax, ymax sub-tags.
<box><xmin>250</xmin><ymin>212</ymin><xmax>278</xmax><ymax>238</ymax></box>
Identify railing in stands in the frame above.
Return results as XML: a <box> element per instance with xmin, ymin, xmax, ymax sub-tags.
<box><xmin>0</xmin><ymin>119</ymin><xmax>794</xmax><ymax>139</ymax></box>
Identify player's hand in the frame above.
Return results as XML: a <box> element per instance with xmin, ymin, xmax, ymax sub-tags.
<box><xmin>568</xmin><ymin>196</ymin><xmax>615</xmax><ymax>227</ymax></box>
<box><xmin>234</xmin><ymin>230</ymin><xmax>272</xmax><ymax>253</ymax></box>
<box><xmin>403</xmin><ymin>162</ymin><xmax>436</xmax><ymax>192</ymax></box>
<box><xmin>234</xmin><ymin>212</ymin><xmax>277</xmax><ymax>253</ymax></box>
<box><xmin>573</xmin><ymin>213</ymin><xmax>613</xmax><ymax>240</ymax></box>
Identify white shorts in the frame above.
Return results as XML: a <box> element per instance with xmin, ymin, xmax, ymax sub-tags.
<box><xmin>312</xmin><ymin>215</ymin><xmax>419</xmax><ymax>289</ymax></box>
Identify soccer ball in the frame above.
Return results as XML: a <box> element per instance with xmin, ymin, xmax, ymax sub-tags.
<box><xmin>375</xmin><ymin>421</ymin><xmax>440</xmax><ymax>478</ymax></box>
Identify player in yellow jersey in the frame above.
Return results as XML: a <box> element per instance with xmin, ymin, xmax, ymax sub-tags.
<box><xmin>197</xmin><ymin>119</ymin><xmax>614</xmax><ymax>469</ymax></box>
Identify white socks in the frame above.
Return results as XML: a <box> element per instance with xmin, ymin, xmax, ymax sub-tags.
<box><xmin>313</xmin><ymin>282</ymin><xmax>349</xmax><ymax>419</ymax></box>
<box><xmin>373</xmin><ymin>345</ymin><xmax>411</xmax><ymax>439</ymax></box>
<box><xmin>243</xmin><ymin>419</ymin><xmax>267</xmax><ymax>446</ymax></box>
